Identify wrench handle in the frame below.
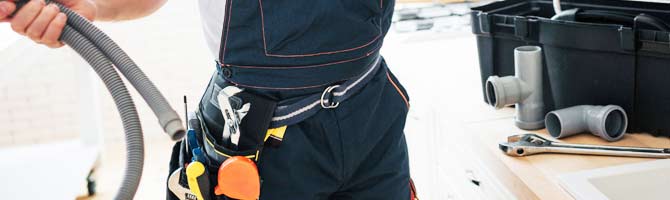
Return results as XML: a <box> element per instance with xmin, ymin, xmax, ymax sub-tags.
<box><xmin>548</xmin><ymin>143</ymin><xmax>670</xmax><ymax>158</ymax></box>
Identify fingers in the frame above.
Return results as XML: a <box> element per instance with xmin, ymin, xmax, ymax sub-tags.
<box><xmin>11</xmin><ymin>0</ymin><xmax>45</xmax><ymax>35</ymax></box>
<box><xmin>0</xmin><ymin>1</ymin><xmax>17</xmax><ymax>22</ymax></box>
<box><xmin>26</xmin><ymin>4</ymin><xmax>60</xmax><ymax>41</ymax></box>
<box><xmin>8</xmin><ymin>0</ymin><xmax>68</xmax><ymax>48</ymax></box>
<box><xmin>42</xmin><ymin>13</ymin><xmax>66</xmax><ymax>48</ymax></box>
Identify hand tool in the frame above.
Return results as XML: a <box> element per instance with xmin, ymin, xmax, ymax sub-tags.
<box><xmin>499</xmin><ymin>134</ymin><xmax>670</xmax><ymax>158</ymax></box>
<box><xmin>188</xmin><ymin>112</ymin><xmax>202</xmax><ymax>136</ymax></box>
<box><xmin>187</xmin><ymin>129</ymin><xmax>200</xmax><ymax>153</ymax></box>
<box><xmin>184</xmin><ymin>96</ymin><xmax>189</xmax><ymax>130</ymax></box>
<box><xmin>217</xmin><ymin>86</ymin><xmax>251</xmax><ymax>149</ymax></box>
<box><xmin>191</xmin><ymin>148</ymin><xmax>208</xmax><ymax>166</ymax></box>
<box><xmin>168</xmin><ymin>168</ymin><xmax>198</xmax><ymax>200</ymax></box>
<box><xmin>186</xmin><ymin>124</ymin><xmax>209</xmax><ymax>165</ymax></box>
<box><xmin>214</xmin><ymin>156</ymin><xmax>261</xmax><ymax>200</ymax></box>
<box><xmin>186</xmin><ymin>161</ymin><xmax>212</xmax><ymax>200</ymax></box>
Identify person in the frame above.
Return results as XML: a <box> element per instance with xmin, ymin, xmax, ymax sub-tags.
<box><xmin>0</xmin><ymin>0</ymin><xmax>415</xmax><ymax>199</ymax></box>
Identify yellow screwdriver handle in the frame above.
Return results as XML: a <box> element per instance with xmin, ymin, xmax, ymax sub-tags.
<box><xmin>186</xmin><ymin>161</ymin><xmax>207</xmax><ymax>200</ymax></box>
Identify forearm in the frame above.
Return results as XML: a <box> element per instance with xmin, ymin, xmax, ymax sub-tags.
<box><xmin>94</xmin><ymin>0</ymin><xmax>166</xmax><ymax>21</ymax></box>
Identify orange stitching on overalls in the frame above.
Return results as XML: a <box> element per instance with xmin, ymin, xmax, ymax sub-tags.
<box><xmin>222</xmin><ymin>0</ymin><xmax>234</xmax><ymax>62</ymax></box>
<box><xmin>258</xmin><ymin>0</ymin><xmax>382</xmax><ymax>58</ymax></box>
<box><xmin>258</xmin><ymin>0</ymin><xmax>269</xmax><ymax>53</ymax></box>
<box><xmin>386</xmin><ymin>71</ymin><xmax>409</xmax><ymax>108</ymax></box>
<box><xmin>226</xmin><ymin>46</ymin><xmax>381</xmax><ymax>69</ymax></box>
<box><xmin>228</xmin><ymin>78</ymin><xmax>349</xmax><ymax>90</ymax></box>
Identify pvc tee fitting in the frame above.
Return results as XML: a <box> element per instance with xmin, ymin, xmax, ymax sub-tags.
<box><xmin>486</xmin><ymin>46</ymin><xmax>545</xmax><ymax>130</ymax></box>
<box><xmin>545</xmin><ymin>105</ymin><xmax>628</xmax><ymax>142</ymax></box>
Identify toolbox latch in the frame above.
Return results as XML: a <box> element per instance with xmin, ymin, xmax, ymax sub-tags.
<box><xmin>478</xmin><ymin>12</ymin><xmax>491</xmax><ymax>34</ymax></box>
<box><xmin>514</xmin><ymin>17</ymin><xmax>529</xmax><ymax>39</ymax></box>
<box><xmin>618</xmin><ymin>27</ymin><xmax>635</xmax><ymax>51</ymax></box>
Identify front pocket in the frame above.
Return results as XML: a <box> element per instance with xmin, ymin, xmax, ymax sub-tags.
<box><xmin>386</xmin><ymin>70</ymin><xmax>410</xmax><ymax>109</ymax></box>
<box><xmin>258</xmin><ymin>0</ymin><xmax>383</xmax><ymax>57</ymax></box>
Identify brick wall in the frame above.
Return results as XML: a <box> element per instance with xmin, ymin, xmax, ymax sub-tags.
<box><xmin>0</xmin><ymin>1</ymin><xmax>213</xmax><ymax>147</ymax></box>
<box><xmin>0</xmin><ymin>41</ymin><xmax>81</xmax><ymax>146</ymax></box>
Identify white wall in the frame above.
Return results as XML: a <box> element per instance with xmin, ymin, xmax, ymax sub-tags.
<box><xmin>0</xmin><ymin>24</ymin><xmax>20</xmax><ymax>51</ymax></box>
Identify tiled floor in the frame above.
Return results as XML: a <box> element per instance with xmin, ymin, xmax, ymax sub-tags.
<box><xmin>0</xmin><ymin>1</ymin><xmax>490</xmax><ymax>199</ymax></box>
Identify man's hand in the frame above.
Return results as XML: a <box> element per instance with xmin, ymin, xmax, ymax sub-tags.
<box><xmin>0</xmin><ymin>0</ymin><xmax>97</xmax><ymax>48</ymax></box>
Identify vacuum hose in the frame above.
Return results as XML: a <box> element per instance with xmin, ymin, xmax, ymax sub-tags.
<box><xmin>61</xmin><ymin>26</ymin><xmax>144</xmax><ymax>200</ymax></box>
<box><xmin>9</xmin><ymin>1</ymin><xmax>186</xmax><ymax>199</ymax></box>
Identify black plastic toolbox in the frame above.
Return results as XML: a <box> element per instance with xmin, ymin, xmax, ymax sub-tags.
<box><xmin>471</xmin><ymin>0</ymin><xmax>670</xmax><ymax>136</ymax></box>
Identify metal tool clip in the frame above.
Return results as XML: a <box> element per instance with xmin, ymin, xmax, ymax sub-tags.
<box><xmin>217</xmin><ymin>86</ymin><xmax>250</xmax><ymax>149</ymax></box>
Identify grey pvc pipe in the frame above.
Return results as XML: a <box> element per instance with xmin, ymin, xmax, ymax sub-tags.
<box><xmin>545</xmin><ymin>105</ymin><xmax>628</xmax><ymax>142</ymax></box>
<box><xmin>485</xmin><ymin>46</ymin><xmax>545</xmax><ymax>130</ymax></box>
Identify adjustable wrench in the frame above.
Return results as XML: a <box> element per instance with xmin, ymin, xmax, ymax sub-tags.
<box><xmin>499</xmin><ymin>134</ymin><xmax>670</xmax><ymax>158</ymax></box>
<box><xmin>217</xmin><ymin>86</ymin><xmax>250</xmax><ymax>149</ymax></box>
<box><xmin>168</xmin><ymin>168</ymin><xmax>198</xmax><ymax>200</ymax></box>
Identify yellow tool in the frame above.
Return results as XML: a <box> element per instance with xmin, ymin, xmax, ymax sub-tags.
<box><xmin>186</xmin><ymin>161</ymin><xmax>211</xmax><ymax>200</ymax></box>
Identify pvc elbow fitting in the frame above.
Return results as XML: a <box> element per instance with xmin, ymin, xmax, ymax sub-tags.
<box><xmin>545</xmin><ymin>105</ymin><xmax>628</xmax><ymax>142</ymax></box>
<box><xmin>485</xmin><ymin>46</ymin><xmax>545</xmax><ymax>130</ymax></box>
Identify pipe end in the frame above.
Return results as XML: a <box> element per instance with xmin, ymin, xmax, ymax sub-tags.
<box><xmin>545</xmin><ymin>112</ymin><xmax>563</xmax><ymax>138</ymax></box>
<box><xmin>485</xmin><ymin>75</ymin><xmax>530</xmax><ymax>110</ymax></box>
<box><xmin>485</xmin><ymin>78</ymin><xmax>499</xmax><ymax>108</ymax></box>
<box><xmin>164</xmin><ymin>120</ymin><xmax>186</xmax><ymax>141</ymax></box>
<box><xmin>514</xmin><ymin>46</ymin><xmax>542</xmax><ymax>55</ymax></box>
<box><xmin>485</xmin><ymin>76</ymin><xmax>509</xmax><ymax>109</ymax></box>
<box><xmin>515</xmin><ymin>119</ymin><xmax>545</xmax><ymax>130</ymax></box>
<box><xmin>599</xmin><ymin>105</ymin><xmax>627</xmax><ymax>141</ymax></box>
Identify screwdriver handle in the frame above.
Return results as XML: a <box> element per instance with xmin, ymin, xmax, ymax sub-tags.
<box><xmin>186</xmin><ymin>161</ymin><xmax>212</xmax><ymax>200</ymax></box>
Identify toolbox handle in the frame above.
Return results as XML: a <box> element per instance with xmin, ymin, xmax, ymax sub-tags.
<box><xmin>514</xmin><ymin>17</ymin><xmax>528</xmax><ymax>38</ymax></box>
<box><xmin>577</xmin><ymin>10</ymin><xmax>670</xmax><ymax>32</ymax></box>
<box><xmin>477</xmin><ymin>12</ymin><xmax>491</xmax><ymax>34</ymax></box>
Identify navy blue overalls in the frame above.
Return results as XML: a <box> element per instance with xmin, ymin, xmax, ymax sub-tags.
<box><xmin>168</xmin><ymin>0</ymin><xmax>414</xmax><ymax>199</ymax></box>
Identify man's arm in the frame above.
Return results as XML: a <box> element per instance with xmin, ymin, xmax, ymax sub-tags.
<box><xmin>0</xmin><ymin>0</ymin><xmax>167</xmax><ymax>48</ymax></box>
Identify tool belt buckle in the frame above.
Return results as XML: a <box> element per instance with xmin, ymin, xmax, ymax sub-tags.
<box><xmin>320</xmin><ymin>85</ymin><xmax>341</xmax><ymax>109</ymax></box>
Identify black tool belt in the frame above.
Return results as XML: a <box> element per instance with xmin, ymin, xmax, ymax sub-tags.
<box><xmin>169</xmin><ymin>55</ymin><xmax>382</xmax><ymax>200</ymax></box>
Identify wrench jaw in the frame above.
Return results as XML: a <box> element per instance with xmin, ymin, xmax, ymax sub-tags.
<box><xmin>499</xmin><ymin>134</ymin><xmax>554</xmax><ymax>157</ymax></box>
<box><xmin>168</xmin><ymin>168</ymin><xmax>198</xmax><ymax>200</ymax></box>
<box><xmin>499</xmin><ymin>143</ymin><xmax>521</xmax><ymax>156</ymax></box>
<box><xmin>499</xmin><ymin>142</ymin><xmax>548</xmax><ymax>157</ymax></box>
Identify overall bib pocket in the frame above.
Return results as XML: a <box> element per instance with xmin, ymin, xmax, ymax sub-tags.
<box><xmin>258</xmin><ymin>0</ymin><xmax>383</xmax><ymax>57</ymax></box>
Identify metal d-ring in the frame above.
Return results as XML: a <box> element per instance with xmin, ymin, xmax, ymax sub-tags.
<box><xmin>320</xmin><ymin>85</ymin><xmax>341</xmax><ymax>109</ymax></box>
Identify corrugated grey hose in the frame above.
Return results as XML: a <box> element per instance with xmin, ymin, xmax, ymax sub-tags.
<box><xmin>55</xmin><ymin>3</ymin><xmax>186</xmax><ymax>200</ymax></box>
<box><xmin>10</xmin><ymin>1</ymin><xmax>186</xmax><ymax>199</ymax></box>
<box><xmin>49</xmin><ymin>1</ymin><xmax>185</xmax><ymax>141</ymax></box>
<box><xmin>61</xmin><ymin>26</ymin><xmax>144</xmax><ymax>200</ymax></box>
